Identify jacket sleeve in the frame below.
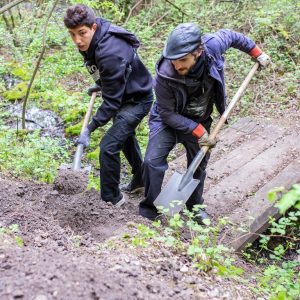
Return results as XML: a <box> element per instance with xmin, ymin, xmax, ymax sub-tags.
<box><xmin>87</xmin><ymin>52</ymin><xmax>129</xmax><ymax>131</ymax></box>
<box><xmin>211</xmin><ymin>29</ymin><xmax>257</xmax><ymax>55</ymax></box>
<box><xmin>155</xmin><ymin>76</ymin><xmax>198</xmax><ymax>134</ymax></box>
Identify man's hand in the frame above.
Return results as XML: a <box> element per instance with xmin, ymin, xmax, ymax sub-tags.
<box><xmin>76</xmin><ymin>127</ymin><xmax>90</xmax><ymax>147</ymax></box>
<box><xmin>87</xmin><ymin>83</ymin><xmax>101</xmax><ymax>96</ymax></box>
<box><xmin>198</xmin><ymin>131</ymin><xmax>216</xmax><ymax>148</ymax></box>
<box><xmin>256</xmin><ymin>52</ymin><xmax>271</xmax><ymax>68</ymax></box>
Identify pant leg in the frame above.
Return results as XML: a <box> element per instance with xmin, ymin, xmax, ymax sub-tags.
<box><xmin>122</xmin><ymin>96</ymin><xmax>153</xmax><ymax>181</ymax></box>
<box><xmin>139</xmin><ymin>127</ymin><xmax>176</xmax><ymax>218</ymax></box>
<box><xmin>100</xmin><ymin>100</ymin><xmax>152</xmax><ymax>204</ymax></box>
<box><xmin>122</xmin><ymin>133</ymin><xmax>143</xmax><ymax>176</ymax></box>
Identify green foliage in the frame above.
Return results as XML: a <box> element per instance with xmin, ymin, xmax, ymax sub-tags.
<box><xmin>257</xmin><ymin>261</ymin><xmax>300</xmax><ymax>300</ymax></box>
<box><xmin>243</xmin><ymin>185</ymin><xmax>300</xmax><ymax>298</ymax></box>
<box><xmin>87</xmin><ymin>173</ymin><xmax>100</xmax><ymax>191</ymax></box>
<box><xmin>0</xmin><ymin>130</ymin><xmax>70</xmax><ymax>183</ymax></box>
<box><xmin>0</xmin><ymin>224</ymin><xmax>24</xmax><ymax>247</ymax></box>
<box><xmin>3</xmin><ymin>81</ymin><xmax>28</xmax><ymax>100</ymax></box>
<box><xmin>268</xmin><ymin>184</ymin><xmax>300</xmax><ymax>214</ymax></box>
<box><xmin>128</xmin><ymin>205</ymin><xmax>243</xmax><ymax>277</ymax></box>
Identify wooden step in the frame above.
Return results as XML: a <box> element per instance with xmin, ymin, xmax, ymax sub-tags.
<box><xmin>227</xmin><ymin>158</ymin><xmax>300</xmax><ymax>252</ymax></box>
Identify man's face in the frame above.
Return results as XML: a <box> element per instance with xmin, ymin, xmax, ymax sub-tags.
<box><xmin>171</xmin><ymin>51</ymin><xmax>202</xmax><ymax>76</ymax></box>
<box><xmin>68</xmin><ymin>23</ymin><xmax>97</xmax><ymax>52</ymax></box>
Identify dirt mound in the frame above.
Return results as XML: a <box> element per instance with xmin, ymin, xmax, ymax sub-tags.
<box><xmin>53</xmin><ymin>169</ymin><xmax>89</xmax><ymax>195</ymax></box>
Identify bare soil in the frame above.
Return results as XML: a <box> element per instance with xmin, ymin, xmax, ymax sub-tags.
<box><xmin>0</xmin><ymin>174</ymin><xmax>254</xmax><ymax>300</ymax></box>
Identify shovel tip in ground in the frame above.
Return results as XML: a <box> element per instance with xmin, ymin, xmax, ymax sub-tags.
<box><xmin>154</xmin><ymin>171</ymin><xmax>200</xmax><ymax>216</ymax></box>
<box><xmin>54</xmin><ymin>167</ymin><xmax>89</xmax><ymax>195</ymax></box>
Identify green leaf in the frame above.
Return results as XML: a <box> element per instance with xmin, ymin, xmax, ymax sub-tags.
<box><xmin>268</xmin><ymin>187</ymin><xmax>285</xmax><ymax>202</ymax></box>
<box><xmin>276</xmin><ymin>190</ymin><xmax>299</xmax><ymax>214</ymax></box>
<box><xmin>15</xmin><ymin>236</ymin><xmax>24</xmax><ymax>247</ymax></box>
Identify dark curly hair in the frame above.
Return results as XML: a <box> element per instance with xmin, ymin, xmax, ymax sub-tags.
<box><xmin>64</xmin><ymin>4</ymin><xmax>96</xmax><ymax>29</ymax></box>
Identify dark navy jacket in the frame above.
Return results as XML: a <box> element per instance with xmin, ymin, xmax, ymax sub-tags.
<box><xmin>81</xmin><ymin>18</ymin><xmax>153</xmax><ymax>131</ymax></box>
<box><xmin>149</xmin><ymin>29</ymin><xmax>257</xmax><ymax>136</ymax></box>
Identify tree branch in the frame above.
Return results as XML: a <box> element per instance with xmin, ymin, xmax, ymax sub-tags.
<box><xmin>22</xmin><ymin>0</ymin><xmax>59</xmax><ymax>129</ymax></box>
<box><xmin>0</xmin><ymin>0</ymin><xmax>25</xmax><ymax>15</ymax></box>
<box><xmin>124</xmin><ymin>0</ymin><xmax>143</xmax><ymax>25</ymax></box>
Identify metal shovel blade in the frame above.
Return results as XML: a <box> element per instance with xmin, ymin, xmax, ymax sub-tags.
<box><xmin>154</xmin><ymin>171</ymin><xmax>200</xmax><ymax>216</ymax></box>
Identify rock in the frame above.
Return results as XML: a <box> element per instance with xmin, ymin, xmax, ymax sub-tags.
<box><xmin>34</xmin><ymin>295</ymin><xmax>48</xmax><ymax>300</ymax></box>
<box><xmin>180</xmin><ymin>265</ymin><xmax>189</xmax><ymax>273</ymax></box>
<box><xmin>13</xmin><ymin>290</ymin><xmax>24</xmax><ymax>298</ymax></box>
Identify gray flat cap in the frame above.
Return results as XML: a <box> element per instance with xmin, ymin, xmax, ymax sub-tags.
<box><xmin>163</xmin><ymin>23</ymin><xmax>201</xmax><ymax>60</ymax></box>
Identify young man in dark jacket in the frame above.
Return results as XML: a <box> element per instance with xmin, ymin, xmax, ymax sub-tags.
<box><xmin>64</xmin><ymin>5</ymin><xmax>153</xmax><ymax>206</ymax></box>
<box><xmin>140</xmin><ymin>23</ymin><xmax>270</xmax><ymax>221</ymax></box>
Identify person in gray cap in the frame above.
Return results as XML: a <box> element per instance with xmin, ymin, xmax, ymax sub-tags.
<box><xmin>139</xmin><ymin>23</ymin><xmax>270</xmax><ymax>222</ymax></box>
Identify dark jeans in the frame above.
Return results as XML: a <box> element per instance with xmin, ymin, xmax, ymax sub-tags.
<box><xmin>100</xmin><ymin>94</ymin><xmax>153</xmax><ymax>204</ymax></box>
<box><xmin>140</xmin><ymin>118</ymin><xmax>212</xmax><ymax>219</ymax></box>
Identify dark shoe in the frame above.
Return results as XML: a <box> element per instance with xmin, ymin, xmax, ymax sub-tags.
<box><xmin>121</xmin><ymin>180</ymin><xmax>144</xmax><ymax>194</ymax></box>
<box><xmin>139</xmin><ymin>207</ymin><xmax>159</xmax><ymax>221</ymax></box>
<box><xmin>114</xmin><ymin>192</ymin><xmax>127</xmax><ymax>208</ymax></box>
<box><xmin>193</xmin><ymin>209</ymin><xmax>210</xmax><ymax>225</ymax></box>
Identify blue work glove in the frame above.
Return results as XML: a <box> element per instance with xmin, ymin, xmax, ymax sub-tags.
<box><xmin>87</xmin><ymin>83</ymin><xmax>101</xmax><ymax>96</ymax></box>
<box><xmin>76</xmin><ymin>127</ymin><xmax>90</xmax><ymax>148</ymax></box>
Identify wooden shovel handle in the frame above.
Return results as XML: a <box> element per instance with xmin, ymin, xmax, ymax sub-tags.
<box><xmin>80</xmin><ymin>92</ymin><xmax>97</xmax><ymax>134</ymax></box>
<box><xmin>185</xmin><ymin>63</ymin><xmax>260</xmax><ymax>179</ymax></box>
<box><xmin>73</xmin><ymin>92</ymin><xmax>98</xmax><ymax>171</ymax></box>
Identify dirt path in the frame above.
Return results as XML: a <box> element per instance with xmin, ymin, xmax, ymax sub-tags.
<box><xmin>1</xmin><ymin>116</ymin><xmax>299</xmax><ymax>299</ymax></box>
<box><xmin>0</xmin><ymin>174</ymin><xmax>254</xmax><ymax>299</ymax></box>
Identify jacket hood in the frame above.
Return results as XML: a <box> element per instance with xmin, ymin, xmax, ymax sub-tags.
<box><xmin>80</xmin><ymin>18</ymin><xmax>140</xmax><ymax>58</ymax></box>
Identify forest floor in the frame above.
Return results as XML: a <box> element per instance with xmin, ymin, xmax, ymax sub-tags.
<box><xmin>1</xmin><ymin>92</ymin><xmax>299</xmax><ymax>299</ymax></box>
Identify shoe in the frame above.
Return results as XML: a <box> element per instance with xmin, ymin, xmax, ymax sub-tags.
<box><xmin>120</xmin><ymin>180</ymin><xmax>144</xmax><ymax>194</ymax></box>
<box><xmin>115</xmin><ymin>192</ymin><xmax>127</xmax><ymax>208</ymax></box>
<box><xmin>193</xmin><ymin>209</ymin><xmax>210</xmax><ymax>225</ymax></box>
<box><xmin>139</xmin><ymin>206</ymin><xmax>159</xmax><ymax>221</ymax></box>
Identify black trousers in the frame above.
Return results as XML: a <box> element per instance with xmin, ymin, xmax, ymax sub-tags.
<box><xmin>140</xmin><ymin>118</ymin><xmax>212</xmax><ymax>219</ymax></box>
<box><xmin>100</xmin><ymin>94</ymin><xmax>153</xmax><ymax>204</ymax></box>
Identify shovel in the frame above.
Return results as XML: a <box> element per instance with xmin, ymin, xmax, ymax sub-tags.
<box><xmin>55</xmin><ymin>92</ymin><xmax>97</xmax><ymax>194</ymax></box>
<box><xmin>154</xmin><ymin>63</ymin><xmax>260</xmax><ymax>215</ymax></box>
<box><xmin>72</xmin><ymin>91</ymin><xmax>97</xmax><ymax>172</ymax></box>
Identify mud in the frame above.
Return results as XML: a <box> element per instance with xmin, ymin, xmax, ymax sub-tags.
<box><xmin>54</xmin><ymin>169</ymin><xmax>89</xmax><ymax>195</ymax></box>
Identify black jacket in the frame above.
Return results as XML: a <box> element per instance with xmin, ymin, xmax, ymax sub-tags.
<box><xmin>81</xmin><ymin>18</ymin><xmax>153</xmax><ymax>131</ymax></box>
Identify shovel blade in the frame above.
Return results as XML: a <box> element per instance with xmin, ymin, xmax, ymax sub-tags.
<box><xmin>59</xmin><ymin>163</ymin><xmax>91</xmax><ymax>175</ymax></box>
<box><xmin>154</xmin><ymin>172</ymin><xmax>200</xmax><ymax>216</ymax></box>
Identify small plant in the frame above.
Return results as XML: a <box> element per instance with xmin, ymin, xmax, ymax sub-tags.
<box><xmin>127</xmin><ymin>203</ymin><xmax>243</xmax><ymax>277</ymax></box>
<box><xmin>0</xmin><ymin>224</ymin><xmax>24</xmax><ymax>247</ymax></box>
<box><xmin>71</xmin><ymin>235</ymin><xmax>82</xmax><ymax>248</ymax></box>
<box><xmin>257</xmin><ymin>261</ymin><xmax>300</xmax><ymax>300</ymax></box>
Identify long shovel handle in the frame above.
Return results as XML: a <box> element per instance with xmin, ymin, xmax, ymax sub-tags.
<box><xmin>73</xmin><ymin>92</ymin><xmax>97</xmax><ymax>170</ymax></box>
<box><xmin>178</xmin><ymin>62</ymin><xmax>259</xmax><ymax>191</ymax></box>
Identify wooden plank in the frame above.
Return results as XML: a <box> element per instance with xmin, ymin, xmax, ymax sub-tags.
<box><xmin>229</xmin><ymin>205</ymin><xmax>280</xmax><ymax>252</ymax></box>
<box><xmin>204</xmin><ymin>132</ymin><xmax>300</xmax><ymax>217</ymax></box>
<box><xmin>205</xmin><ymin>123</ymin><xmax>285</xmax><ymax>189</ymax></box>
